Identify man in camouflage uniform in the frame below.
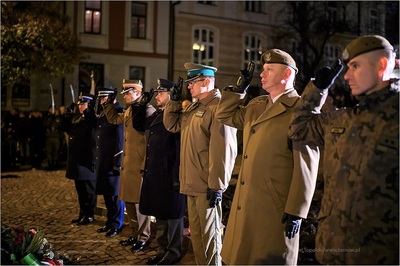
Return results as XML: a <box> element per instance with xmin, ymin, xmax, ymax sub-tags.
<box><xmin>289</xmin><ymin>35</ymin><xmax>399</xmax><ymax>264</ymax></box>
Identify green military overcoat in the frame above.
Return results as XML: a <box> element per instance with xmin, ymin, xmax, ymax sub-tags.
<box><xmin>217</xmin><ymin>89</ymin><xmax>319</xmax><ymax>265</ymax></box>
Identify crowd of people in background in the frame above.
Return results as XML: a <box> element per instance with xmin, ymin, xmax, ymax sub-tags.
<box><xmin>1</xmin><ymin>106</ymin><xmax>70</xmax><ymax>171</ymax></box>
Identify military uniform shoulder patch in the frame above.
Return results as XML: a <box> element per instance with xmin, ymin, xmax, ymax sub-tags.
<box><xmin>195</xmin><ymin>109</ymin><xmax>205</xmax><ymax>117</ymax></box>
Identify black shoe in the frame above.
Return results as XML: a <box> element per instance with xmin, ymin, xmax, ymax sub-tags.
<box><xmin>130</xmin><ymin>241</ymin><xmax>148</xmax><ymax>253</ymax></box>
<box><xmin>146</xmin><ymin>255</ymin><xmax>164</xmax><ymax>265</ymax></box>
<box><xmin>71</xmin><ymin>215</ymin><xmax>84</xmax><ymax>224</ymax></box>
<box><xmin>119</xmin><ymin>237</ymin><xmax>137</xmax><ymax>246</ymax></box>
<box><xmin>157</xmin><ymin>257</ymin><xmax>181</xmax><ymax>265</ymax></box>
<box><xmin>97</xmin><ymin>226</ymin><xmax>111</xmax><ymax>233</ymax></box>
<box><xmin>105</xmin><ymin>227</ymin><xmax>122</xmax><ymax>237</ymax></box>
<box><xmin>78</xmin><ymin>217</ymin><xmax>95</xmax><ymax>225</ymax></box>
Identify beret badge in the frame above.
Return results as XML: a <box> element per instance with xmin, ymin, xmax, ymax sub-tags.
<box><xmin>342</xmin><ymin>49</ymin><xmax>349</xmax><ymax>61</ymax></box>
<box><xmin>265</xmin><ymin>52</ymin><xmax>272</xmax><ymax>62</ymax></box>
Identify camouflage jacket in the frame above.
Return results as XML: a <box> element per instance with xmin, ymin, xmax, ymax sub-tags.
<box><xmin>289</xmin><ymin>81</ymin><xmax>399</xmax><ymax>264</ymax></box>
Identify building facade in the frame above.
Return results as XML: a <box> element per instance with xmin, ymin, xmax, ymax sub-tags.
<box><xmin>2</xmin><ymin>1</ymin><xmax>395</xmax><ymax>111</ymax></box>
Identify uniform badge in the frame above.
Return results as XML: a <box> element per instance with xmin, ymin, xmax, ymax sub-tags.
<box><xmin>376</xmin><ymin>134</ymin><xmax>398</xmax><ymax>155</ymax></box>
<box><xmin>265</xmin><ymin>52</ymin><xmax>272</xmax><ymax>62</ymax></box>
<box><xmin>195</xmin><ymin>110</ymin><xmax>205</xmax><ymax>117</ymax></box>
<box><xmin>330</xmin><ymin>127</ymin><xmax>345</xmax><ymax>134</ymax></box>
<box><xmin>342</xmin><ymin>49</ymin><xmax>349</xmax><ymax>61</ymax></box>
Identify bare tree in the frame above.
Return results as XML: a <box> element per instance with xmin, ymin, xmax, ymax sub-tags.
<box><xmin>273</xmin><ymin>2</ymin><xmax>351</xmax><ymax>91</ymax></box>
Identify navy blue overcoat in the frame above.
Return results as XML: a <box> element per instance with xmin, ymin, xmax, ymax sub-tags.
<box><xmin>95</xmin><ymin>103</ymin><xmax>124</xmax><ymax>195</ymax></box>
<box><xmin>62</xmin><ymin>109</ymin><xmax>97</xmax><ymax>181</ymax></box>
<box><xmin>139</xmin><ymin>110</ymin><xmax>186</xmax><ymax>219</ymax></box>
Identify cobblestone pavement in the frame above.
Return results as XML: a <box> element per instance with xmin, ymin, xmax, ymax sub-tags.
<box><xmin>1</xmin><ymin>169</ymin><xmax>196</xmax><ymax>265</ymax></box>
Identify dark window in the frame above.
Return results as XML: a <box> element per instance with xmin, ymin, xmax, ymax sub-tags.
<box><xmin>84</xmin><ymin>1</ymin><xmax>101</xmax><ymax>34</ymax></box>
<box><xmin>245</xmin><ymin>1</ymin><xmax>263</xmax><ymax>13</ymax></box>
<box><xmin>370</xmin><ymin>9</ymin><xmax>379</xmax><ymax>33</ymax></box>
<box><xmin>131</xmin><ymin>2</ymin><xmax>147</xmax><ymax>39</ymax></box>
<box><xmin>129</xmin><ymin>66</ymin><xmax>145</xmax><ymax>84</ymax></box>
<box><xmin>197</xmin><ymin>1</ymin><xmax>216</xmax><ymax>5</ymax></box>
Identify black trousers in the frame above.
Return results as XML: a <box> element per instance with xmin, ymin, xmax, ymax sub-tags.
<box><xmin>74</xmin><ymin>179</ymin><xmax>97</xmax><ymax>217</ymax></box>
<box><xmin>104</xmin><ymin>195</ymin><xmax>125</xmax><ymax>229</ymax></box>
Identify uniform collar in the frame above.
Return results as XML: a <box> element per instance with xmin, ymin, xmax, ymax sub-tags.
<box><xmin>356</xmin><ymin>83</ymin><xmax>398</xmax><ymax>111</ymax></box>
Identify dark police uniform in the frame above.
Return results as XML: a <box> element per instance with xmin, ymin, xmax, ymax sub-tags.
<box><xmin>95</xmin><ymin>88</ymin><xmax>125</xmax><ymax>236</ymax></box>
<box><xmin>62</xmin><ymin>93</ymin><xmax>97</xmax><ymax>224</ymax></box>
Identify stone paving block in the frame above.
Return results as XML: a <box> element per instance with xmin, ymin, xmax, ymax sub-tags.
<box><xmin>1</xmin><ymin>169</ymin><xmax>196</xmax><ymax>265</ymax></box>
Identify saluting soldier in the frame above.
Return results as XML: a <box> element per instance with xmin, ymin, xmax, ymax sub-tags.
<box><xmin>102</xmin><ymin>80</ymin><xmax>156</xmax><ymax>253</ymax></box>
<box><xmin>94</xmin><ymin>88</ymin><xmax>125</xmax><ymax>238</ymax></box>
<box><xmin>217</xmin><ymin>50</ymin><xmax>319</xmax><ymax>265</ymax></box>
<box><xmin>289</xmin><ymin>35</ymin><xmax>399</xmax><ymax>264</ymax></box>
<box><xmin>163</xmin><ymin>63</ymin><xmax>238</xmax><ymax>265</ymax></box>
<box><xmin>62</xmin><ymin>92</ymin><xmax>97</xmax><ymax>225</ymax></box>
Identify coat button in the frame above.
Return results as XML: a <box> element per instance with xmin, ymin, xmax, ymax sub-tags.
<box><xmin>241</xmin><ymin>180</ymin><xmax>244</xmax><ymax>185</ymax></box>
<box><xmin>251</xmin><ymin>129</ymin><xmax>255</xmax><ymax>134</ymax></box>
<box><xmin>244</xmin><ymin>154</ymin><xmax>248</xmax><ymax>159</ymax></box>
<box><xmin>237</xmin><ymin>206</ymin><xmax>241</xmax><ymax>210</ymax></box>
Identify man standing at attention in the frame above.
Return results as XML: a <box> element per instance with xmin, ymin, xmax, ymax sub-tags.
<box><xmin>217</xmin><ymin>50</ymin><xmax>319</xmax><ymax>265</ymax></box>
<box><xmin>139</xmin><ymin>78</ymin><xmax>187</xmax><ymax>265</ymax></box>
<box><xmin>163</xmin><ymin>63</ymin><xmax>238</xmax><ymax>265</ymax></box>
<box><xmin>102</xmin><ymin>79</ymin><xmax>156</xmax><ymax>253</ymax></box>
<box><xmin>289</xmin><ymin>35</ymin><xmax>399</xmax><ymax>264</ymax></box>
<box><xmin>94</xmin><ymin>87</ymin><xmax>125</xmax><ymax>238</ymax></box>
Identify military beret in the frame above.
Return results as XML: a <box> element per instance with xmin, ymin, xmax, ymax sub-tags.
<box><xmin>184</xmin><ymin>62</ymin><xmax>218</xmax><ymax>82</ymax></box>
<box><xmin>342</xmin><ymin>35</ymin><xmax>393</xmax><ymax>64</ymax></box>
<box><xmin>260</xmin><ymin>49</ymin><xmax>298</xmax><ymax>74</ymax></box>
<box><xmin>77</xmin><ymin>92</ymin><xmax>94</xmax><ymax>104</ymax></box>
<box><xmin>97</xmin><ymin>87</ymin><xmax>115</xmax><ymax>97</ymax></box>
<box><xmin>121</xmin><ymin>79</ymin><xmax>143</xmax><ymax>94</ymax></box>
<box><xmin>155</xmin><ymin>78</ymin><xmax>176</xmax><ymax>92</ymax></box>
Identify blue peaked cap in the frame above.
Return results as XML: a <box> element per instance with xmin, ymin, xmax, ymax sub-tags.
<box><xmin>184</xmin><ymin>62</ymin><xmax>218</xmax><ymax>82</ymax></box>
<box><xmin>77</xmin><ymin>92</ymin><xmax>94</xmax><ymax>104</ymax></box>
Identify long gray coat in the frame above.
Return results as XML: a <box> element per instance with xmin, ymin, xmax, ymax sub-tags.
<box><xmin>104</xmin><ymin>103</ymin><xmax>155</xmax><ymax>203</ymax></box>
<box><xmin>216</xmin><ymin>89</ymin><xmax>319</xmax><ymax>265</ymax></box>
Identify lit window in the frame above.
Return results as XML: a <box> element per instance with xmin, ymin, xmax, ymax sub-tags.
<box><xmin>84</xmin><ymin>1</ymin><xmax>101</xmax><ymax>34</ymax></box>
<box><xmin>244</xmin><ymin>34</ymin><xmax>263</xmax><ymax>71</ymax></box>
<box><xmin>192</xmin><ymin>28</ymin><xmax>215</xmax><ymax>66</ymax></box>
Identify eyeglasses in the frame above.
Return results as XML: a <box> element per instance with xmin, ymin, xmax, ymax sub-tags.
<box><xmin>188</xmin><ymin>79</ymin><xmax>205</xmax><ymax>85</ymax></box>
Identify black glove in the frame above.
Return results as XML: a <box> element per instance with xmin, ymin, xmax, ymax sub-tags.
<box><xmin>67</xmin><ymin>102</ymin><xmax>76</xmax><ymax>114</ymax></box>
<box><xmin>224</xmin><ymin>61</ymin><xmax>255</xmax><ymax>93</ymax></box>
<box><xmin>107</xmin><ymin>88</ymin><xmax>118</xmax><ymax>104</ymax></box>
<box><xmin>139</xmin><ymin>88</ymin><xmax>154</xmax><ymax>106</ymax></box>
<box><xmin>207</xmin><ymin>188</ymin><xmax>222</xmax><ymax>208</ymax></box>
<box><xmin>88</xmin><ymin>98</ymin><xmax>96</xmax><ymax>111</ymax></box>
<box><xmin>313</xmin><ymin>59</ymin><xmax>344</xmax><ymax>90</ymax></box>
<box><xmin>172</xmin><ymin>181</ymin><xmax>180</xmax><ymax>192</ymax></box>
<box><xmin>170</xmin><ymin>77</ymin><xmax>183</xmax><ymax>101</ymax></box>
<box><xmin>281</xmin><ymin>213</ymin><xmax>302</xmax><ymax>239</ymax></box>
<box><xmin>112</xmin><ymin>165</ymin><xmax>121</xmax><ymax>176</ymax></box>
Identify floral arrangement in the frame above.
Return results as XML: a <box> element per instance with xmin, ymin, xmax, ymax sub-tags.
<box><xmin>1</xmin><ymin>225</ymin><xmax>64</xmax><ymax>265</ymax></box>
